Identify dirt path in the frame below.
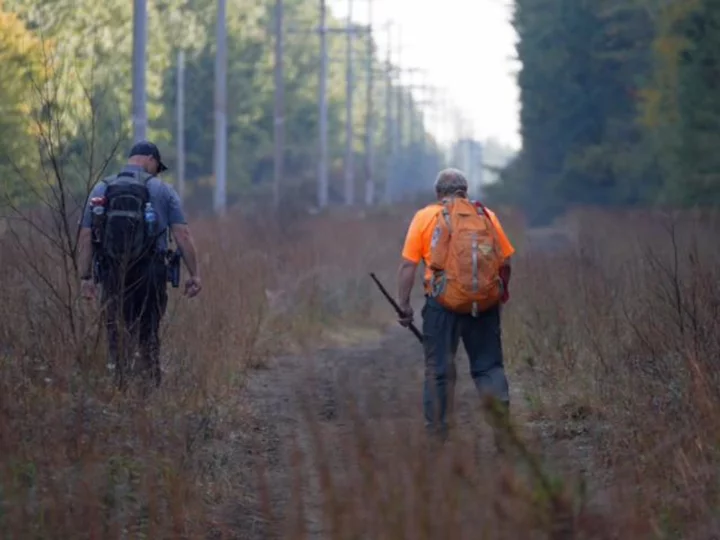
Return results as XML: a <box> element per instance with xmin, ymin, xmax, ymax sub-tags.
<box><xmin>233</xmin><ymin>318</ymin><xmax>607</xmax><ymax>539</ymax></box>
<box><xmin>235</xmin><ymin>325</ymin><xmax>421</xmax><ymax>538</ymax></box>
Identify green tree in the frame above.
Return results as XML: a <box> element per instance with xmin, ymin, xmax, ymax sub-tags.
<box><xmin>3</xmin><ymin>0</ymin><xmax>435</xmax><ymax>209</ymax></box>
<box><xmin>496</xmin><ymin>0</ymin><xmax>658</xmax><ymax>223</ymax></box>
<box><xmin>0</xmin><ymin>2</ymin><xmax>47</xmax><ymax>205</ymax></box>
<box><xmin>673</xmin><ymin>0</ymin><xmax>720</xmax><ymax>204</ymax></box>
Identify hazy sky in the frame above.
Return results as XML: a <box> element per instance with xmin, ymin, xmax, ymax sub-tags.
<box><xmin>328</xmin><ymin>0</ymin><xmax>521</xmax><ymax>150</ymax></box>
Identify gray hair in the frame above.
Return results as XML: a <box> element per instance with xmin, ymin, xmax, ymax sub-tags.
<box><xmin>434</xmin><ymin>168</ymin><xmax>468</xmax><ymax>198</ymax></box>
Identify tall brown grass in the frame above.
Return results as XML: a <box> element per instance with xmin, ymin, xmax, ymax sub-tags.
<box><xmin>505</xmin><ymin>208</ymin><xmax>720</xmax><ymax>538</ymax></box>
<box><xmin>277</xmin><ymin>208</ymin><xmax>720</xmax><ymax>539</ymax></box>
<box><xmin>0</xmin><ymin>203</ymin><xmax>417</xmax><ymax>538</ymax></box>
<box><xmin>3</xmin><ymin>203</ymin><xmax>720</xmax><ymax>539</ymax></box>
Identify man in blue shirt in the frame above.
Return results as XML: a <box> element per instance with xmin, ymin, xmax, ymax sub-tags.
<box><xmin>77</xmin><ymin>141</ymin><xmax>201</xmax><ymax>390</ymax></box>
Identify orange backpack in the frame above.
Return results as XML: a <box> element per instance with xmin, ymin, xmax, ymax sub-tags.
<box><xmin>428</xmin><ymin>196</ymin><xmax>505</xmax><ymax>315</ymax></box>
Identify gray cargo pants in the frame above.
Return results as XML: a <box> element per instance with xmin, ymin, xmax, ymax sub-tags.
<box><xmin>421</xmin><ymin>296</ymin><xmax>510</xmax><ymax>441</ymax></box>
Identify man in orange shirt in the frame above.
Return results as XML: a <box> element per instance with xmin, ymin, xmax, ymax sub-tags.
<box><xmin>397</xmin><ymin>168</ymin><xmax>515</xmax><ymax>446</ymax></box>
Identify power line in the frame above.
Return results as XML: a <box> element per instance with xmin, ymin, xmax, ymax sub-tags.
<box><xmin>383</xmin><ymin>22</ymin><xmax>394</xmax><ymax>205</ymax></box>
<box><xmin>344</xmin><ymin>0</ymin><xmax>354</xmax><ymax>206</ymax></box>
<box><xmin>273</xmin><ymin>0</ymin><xmax>284</xmax><ymax>210</ymax></box>
<box><xmin>176</xmin><ymin>50</ymin><xmax>186</xmax><ymax>201</ymax></box>
<box><xmin>213</xmin><ymin>0</ymin><xmax>228</xmax><ymax>215</ymax></box>
<box><xmin>318</xmin><ymin>0</ymin><xmax>329</xmax><ymax>209</ymax></box>
<box><xmin>131</xmin><ymin>0</ymin><xmax>147</xmax><ymax>143</ymax></box>
<box><xmin>291</xmin><ymin>2</ymin><xmax>373</xmax><ymax>209</ymax></box>
<box><xmin>363</xmin><ymin>0</ymin><xmax>374</xmax><ymax>206</ymax></box>
<box><xmin>282</xmin><ymin>7</ymin><xmax>455</xmax><ymax>207</ymax></box>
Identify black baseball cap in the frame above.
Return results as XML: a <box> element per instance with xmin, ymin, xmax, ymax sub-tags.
<box><xmin>128</xmin><ymin>140</ymin><xmax>168</xmax><ymax>173</ymax></box>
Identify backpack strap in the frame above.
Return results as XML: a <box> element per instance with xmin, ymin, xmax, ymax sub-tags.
<box><xmin>432</xmin><ymin>200</ymin><xmax>453</xmax><ymax>233</ymax></box>
<box><xmin>138</xmin><ymin>170</ymin><xmax>155</xmax><ymax>185</ymax></box>
<box><xmin>472</xmin><ymin>199</ymin><xmax>493</xmax><ymax>220</ymax></box>
<box><xmin>472</xmin><ymin>200</ymin><xmax>506</xmax><ymax>258</ymax></box>
<box><xmin>102</xmin><ymin>169</ymin><xmax>155</xmax><ymax>185</ymax></box>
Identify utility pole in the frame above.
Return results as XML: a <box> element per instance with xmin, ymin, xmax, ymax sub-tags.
<box><xmin>440</xmin><ymin>90</ymin><xmax>453</xmax><ymax>166</ymax></box>
<box><xmin>344</xmin><ymin>0</ymin><xmax>354</xmax><ymax>206</ymax></box>
<box><xmin>363</xmin><ymin>0</ymin><xmax>374</xmax><ymax>206</ymax></box>
<box><xmin>452</xmin><ymin>107</ymin><xmax>465</xmax><ymax>171</ymax></box>
<box><xmin>273</xmin><ymin>0</ymin><xmax>284</xmax><ymax>210</ymax></box>
<box><xmin>393</xmin><ymin>65</ymin><xmax>428</xmax><ymax>198</ymax></box>
<box><xmin>426</xmin><ymin>86</ymin><xmax>443</xmax><ymax>173</ymax></box>
<box><xmin>427</xmin><ymin>86</ymin><xmax>442</xmax><ymax>153</ymax></box>
<box><xmin>465</xmin><ymin>122</ymin><xmax>472</xmax><ymax>189</ymax></box>
<box><xmin>407</xmin><ymin>69</ymin><xmax>415</xmax><ymax>148</ymax></box>
<box><xmin>407</xmin><ymin>69</ymin><xmax>419</xmax><ymax>194</ymax></box>
<box><xmin>412</xmin><ymin>97</ymin><xmax>437</xmax><ymax>187</ymax></box>
<box><xmin>176</xmin><ymin>50</ymin><xmax>185</xmax><ymax>201</ymax></box>
<box><xmin>402</xmin><ymin>69</ymin><xmax>429</xmax><ymax>145</ymax></box>
<box><xmin>131</xmin><ymin>0</ymin><xmax>147</xmax><ymax>142</ymax></box>
<box><xmin>318</xmin><ymin>0</ymin><xmax>329</xmax><ymax>209</ymax></box>
<box><xmin>286</xmin><ymin>2</ymin><xmax>370</xmax><ymax>208</ymax></box>
<box><xmin>213</xmin><ymin>0</ymin><xmax>228</xmax><ymax>215</ymax></box>
<box><xmin>417</xmin><ymin>72</ymin><xmax>429</xmax><ymax>184</ymax></box>
<box><xmin>383</xmin><ymin>23</ymin><xmax>394</xmax><ymax>204</ymax></box>
<box><xmin>395</xmin><ymin>26</ymin><xmax>404</xmax><ymax>156</ymax></box>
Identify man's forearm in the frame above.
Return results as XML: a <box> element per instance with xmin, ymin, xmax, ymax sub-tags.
<box><xmin>171</xmin><ymin>224</ymin><xmax>200</xmax><ymax>277</ymax></box>
<box><xmin>178</xmin><ymin>241</ymin><xmax>198</xmax><ymax>277</ymax></box>
<box><xmin>176</xmin><ymin>236</ymin><xmax>198</xmax><ymax>277</ymax></box>
<box><xmin>397</xmin><ymin>259</ymin><xmax>417</xmax><ymax>306</ymax></box>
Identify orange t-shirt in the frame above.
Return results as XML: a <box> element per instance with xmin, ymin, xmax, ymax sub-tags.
<box><xmin>401</xmin><ymin>202</ymin><xmax>515</xmax><ymax>285</ymax></box>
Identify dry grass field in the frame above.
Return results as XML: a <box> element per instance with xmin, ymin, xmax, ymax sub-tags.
<box><xmin>1</xmin><ymin>204</ymin><xmax>719</xmax><ymax>539</ymax></box>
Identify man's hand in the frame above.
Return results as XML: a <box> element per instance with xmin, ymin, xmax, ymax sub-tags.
<box><xmin>81</xmin><ymin>278</ymin><xmax>96</xmax><ymax>300</ymax></box>
<box><xmin>398</xmin><ymin>303</ymin><xmax>414</xmax><ymax>327</ymax></box>
<box><xmin>184</xmin><ymin>276</ymin><xmax>202</xmax><ymax>298</ymax></box>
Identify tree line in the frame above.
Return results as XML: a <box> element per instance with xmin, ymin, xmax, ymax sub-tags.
<box><xmin>489</xmin><ymin>0</ymin><xmax>720</xmax><ymax>225</ymax></box>
<box><xmin>0</xmin><ymin>0</ymin><xmax>440</xmax><ymax>213</ymax></box>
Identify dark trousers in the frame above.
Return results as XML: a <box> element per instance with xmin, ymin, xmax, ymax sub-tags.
<box><xmin>421</xmin><ymin>296</ymin><xmax>510</xmax><ymax>440</ymax></box>
<box><xmin>101</xmin><ymin>258</ymin><xmax>168</xmax><ymax>390</ymax></box>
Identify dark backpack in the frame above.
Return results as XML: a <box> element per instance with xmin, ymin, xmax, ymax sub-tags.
<box><xmin>99</xmin><ymin>169</ymin><xmax>157</xmax><ymax>267</ymax></box>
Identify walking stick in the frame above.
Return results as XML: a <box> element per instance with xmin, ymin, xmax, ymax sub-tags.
<box><xmin>369</xmin><ymin>272</ymin><xmax>423</xmax><ymax>343</ymax></box>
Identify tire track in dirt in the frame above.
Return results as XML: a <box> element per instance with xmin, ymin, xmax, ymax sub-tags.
<box><xmin>236</xmin><ymin>326</ymin><xmax>410</xmax><ymax>538</ymax></box>
<box><xmin>235</xmin><ymin>309</ymin><xmax>610</xmax><ymax>538</ymax></box>
<box><xmin>235</xmin><ymin>323</ymin><xmax>517</xmax><ymax>538</ymax></box>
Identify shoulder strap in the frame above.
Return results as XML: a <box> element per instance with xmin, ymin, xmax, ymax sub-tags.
<box><xmin>139</xmin><ymin>171</ymin><xmax>154</xmax><ymax>185</ymax></box>
<box><xmin>472</xmin><ymin>200</ymin><xmax>492</xmax><ymax>220</ymax></box>
<box><xmin>103</xmin><ymin>170</ymin><xmax>154</xmax><ymax>185</ymax></box>
<box><xmin>433</xmin><ymin>199</ymin><xmax>452</xmax><ymax>233</ymax></box>
<box><xmin>472</xmin><ymin>201</ymin><xmax>505</xmax><ymax>249</ymax></box>
<box><xmin>100</xmin><ymin>174</ymin><xmax>117</xmax><ymax>185</ymax></box>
